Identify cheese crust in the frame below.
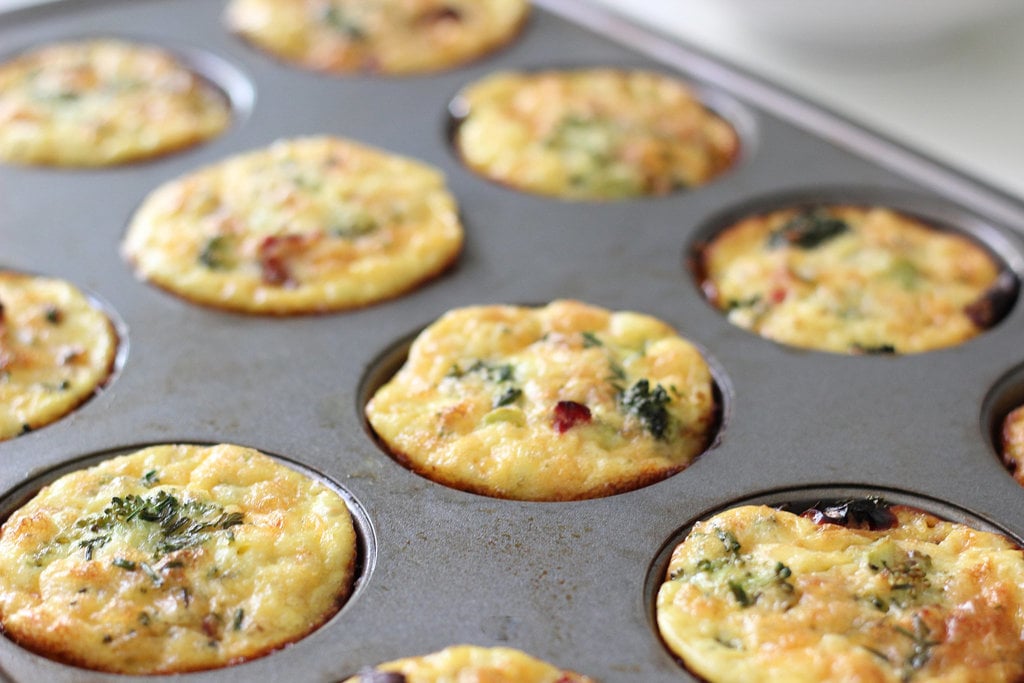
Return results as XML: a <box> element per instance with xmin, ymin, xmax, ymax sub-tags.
<box><xmin>122</xmin><ymin>136</ymin><xmax>463</xmax><ymax>314</ymax></box>
<box><xmin>225</xmin><ymin>0</ymin><xmax>528</xmax><ymax>75</ymax></box>
<box><xmin>0</xmin><ymin>271</ymin><xmax>117</xmax><ymax>441</ymax></box>
<box><xmin>365</xmin><ymin>300</ymin><xmax>717</xmax><ymax>501</ymax></box>
<box><xmin>343</xmin><ymin>644</ymin><xmax>596</xmax><ymax>682</ymax></box>
<box><xmin>0</xmin><ymin>443</ymin><xmax>357</xmax><ymax>674</ymax></box>
<box><xmin>0</xmin><ymin>39</ymin><xmax>230</xmax><ymax>167</ymax></box>
<box><xmin>656</xmin><ymin>504</ymin><xmax>1024</xmax><ymax>683</ymax></box>
<box><xmin>1001</xmin><ymin>405</ymin><xmax>1024</xmax><ymax>485</ymax></box>
<box><xmin>699</xmin><ymin>205</ymin><xmax>1005</xmax><ymax>354</ymax></box>
<box><xmin>454</xmin><ymin>69</ymin><xmax>738</xmax><ymax>200</ymax></box>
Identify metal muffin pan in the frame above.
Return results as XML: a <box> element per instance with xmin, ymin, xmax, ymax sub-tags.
<box><xmin>3</xmin><ymin>0</ymin><xmax>1024</xmax><ymax>681</ymax></box>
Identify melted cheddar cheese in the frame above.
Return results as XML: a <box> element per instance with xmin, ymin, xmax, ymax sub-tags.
<box><xmin>700</xmin><ymin>206</ymin><xmax>1006</xmax><ymax>354</ymax></box>
<box><xmin>0</xmin><ymin>271</ymin><xmax>117</xmax><ymax>441</ymax></box>
<box><xmin>454</xmin><ymin>69</ymin><xmax>738</xmax><ymax>200</ymax></box>
<box><xmin>0</xmin><ymin>39</ymin><xmax>230</xmax><ymax>167</ymax></box>
<box><xmin>225</xmin><ymin>0</ymin><xmax>528</xmax><ymax>75</ymax></box>
<box><xmin>122</xmin><ymin>136</ymin><xmax>463</xmax><ymax>314</ymax></box>
<box><xmin>0</xmin><ymin>444</ymin><xmax>357</xmax><ymax>674</ymax></box>
<box><xmin>656</xmin><ymin>504</ymin><xmax>1024</xmax><ymax>683</ymax></box>
<box><xmin>366</xmin><ymin>300</ymin><xmax>717</xmax><ymax>501</ymax></box>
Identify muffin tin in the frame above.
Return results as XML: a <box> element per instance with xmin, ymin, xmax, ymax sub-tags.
<box><xmin>3</xmin><ymin>0</ymin><xmax>1024</xmax><ymax>681</ymax></box>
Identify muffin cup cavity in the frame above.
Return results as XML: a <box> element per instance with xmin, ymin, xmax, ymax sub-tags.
<box><xmin>0</xmin><ymin>443</ymin><xmax>375</xmax><ymax>674</ymax></box>
<box><xmin>688</xmin><ymin>187</ymin><xmax>1023</xmax><ymax>355</ymax></box>
<box><xmin>446</xmin><ymin>65</ymin><xmax>754</xmax><ymax>201</ymax></box>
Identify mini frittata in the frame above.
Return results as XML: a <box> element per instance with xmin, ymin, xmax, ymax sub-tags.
<box><xmin>699</xmin><ymin>205</ymin><xmax>1009</xmax><ymax>354</ymax></box>
<box><xmin>225</xmin><ymin>0</ymin><xmax>528</xmax><ymax>75</ymax></box>
<box><xmin>0</xmin><ymin>39</ymin><xmax>230</xmax><ymax>167</ymax></box>
<box><xmin>656</xmin><ymin>501</ymin><xmax>1024</xmax><ymax>683</ymax></box>
<box><xmin>365</xmin><ymin>300</ymin><xmax>717</xmax><ymax>501</ymax></box>
<box><xmin>343</xmin><ymin>644</ymin><xmax>596</xmax><ymax>683</ymax></box>
<box><xmin>122</xmin><ymin>136</ymin><xmax>463</xmax><ymax>314</ymax></box>
<box><xmin>0</xmin><ymin>271</ymin><xmax>117</xmax><ymax>441</ymax></box>
<box><xmin>1001</xmin><ymin>404</ymin><xmax>1024</xmax><ymax>486</ymax></box>
<box><xmin>453</xmin><ymin>69</ymin><xmax>738</xmax><ymax>200</ymax></box>
<box><xmin>0</xmin><ymin>443</ymin><xmax>357</xmax><ymax>674</ymax></box>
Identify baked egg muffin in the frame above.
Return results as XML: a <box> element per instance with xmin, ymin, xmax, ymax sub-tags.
<box><xmin>0</xmin><ymin>270</ymin><xmax>117</xmax><ymax>441</ymax></box>
<box><xmin>0</xmin><ymin>443</ymin><xmax>358</xmax><ymax>674</ymax></box>
<box><xmin>699</xmin><ymin>205</ymin><xmax>1011</xmax><ymax>354</ymax></box>
<box><xmin>365</xmin><ymin>300</ymin><xmax>718</xmax><ymax>501</ymax></box>
<box><xmin>1001</xmin><ymin>403</ymin><xmax>1024</xmax><ymax>486</ymax></box>
<box><xmin>122</xmin><ymin>136</ymin><xmax>463</xmax><ymax>314</ymax></box>
<box><xmin>225</xmin><ymin>0</ymin><xmax>529</xmax><ymax>75</ymax></box>
<box><xmin>343</xmin><ymin>644</ymin><xmax>596</xmax><ymax>682</ymax></box>
<box><xmin>0</xmin><ymin>39</ymin><xmax>230</xmax><ymax>167</ymax></box>
<box><xmin>453</xmin><ymin>68</ymin><xmax>738</xmax><ymax>200</ymax></box>
<box><xmin>656</xmin><ymin>500</ymin><xmax>1024</xmax><ymax>683</ymax></box>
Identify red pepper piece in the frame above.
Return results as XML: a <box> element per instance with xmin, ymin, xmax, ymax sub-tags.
<box><xmin>552</xmin><ymin>400</ymin><xmax>591</xmax><ymax>433</ymax></box>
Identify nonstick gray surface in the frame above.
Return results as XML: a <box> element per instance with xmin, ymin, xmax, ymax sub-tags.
<box><xmin>3</xmin><ymin>1</ymin><xmax>1024</xmax><ymax>681</ymax></box>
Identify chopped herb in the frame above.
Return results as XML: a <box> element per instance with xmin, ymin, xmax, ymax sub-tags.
<box><xmin>546</xmin><ymin>116</ymin><xmax>615</xmax><ymax>162</ymax></box>
<box><xmin>450</xmin><ymin>360</ymin><xmax>515</xmax><ymax>384</ymax></box>
<box><xmin>112</xmin><ymin>557</ymin><xmax>136</xmax><ymax>571</ymax></box>
<box><xmin>716</xmin><ymin>529</ymin><xmax>742</xmax><ymax>556</ymax></box>
<box><xmin>140</xmin><ymin>562</ymin><xmax>163</xmax><ymax>587</ymax></box>
<box><xmin>20</xmin><ymin>423</ymin><xmax>32</xmax><ymax>435</ymax></box>
<box><xmin>725</xmin><ymin>295</ymin><xmax>762</xmax><ymax>312</ymax></box>
<box><xmin>233</xmin><ymin>608</ymin><xmax>244</xmax><ymax>631</ymax></box>
<box><xmin>768</xmin><ymin>209</ymin><xmax>850</xmax><ymax>249</ymax></box>
<box><xmin>619</xmin><ymin>378</ymin><xmax>672</xmax><ymax>439</ymax></box>
<box><xmin>198</xmin><ymin>235</ymin><xmax>233</xmax><ymax>270</ymax></box>
<box><xmin>102</xmin><ymin>634</ymin><xmax>113</xmax><ymax>644</ymax></box>
<box><xmin>606</xmin><ymin>361</ymin><xmax>626</xmax><ymax>387</ymax></box>
<box><xmin>728</xmin><ymin>580</ymin><xmax>753</xmax><ymax>607</ymax></box>
<box><xmin>72</xmin><ymin>490</ymin><xmax>244</xmax><ymax>560</ymax></box>
<box><xmin>493</xmin><ymin>386</ymin><xmax>522</xmax><ymax>408</ymax></box>
<box><xmin>142</xmin><ymin>469</ymin><xmax>159</xmax><ymax>486</ymax></box>
<box><xmin>774</xmin><ymin>562</ymin><xmax>792</xmax><ymax>579</ymax></box>
<box><xmin>321</xmin><ymin>5</ymin><xmax>366</xmax><ymax>39</ymax></box>
<box><xmin>44</xmin><ymin>305</ymin><xmax>63</xmax><ymax>324</ymax></box>
<box><xmin>79</xmin><ymin>535</ymin><xmax>110</xmax><ymax>560</ymax></box>
<box><xmin>581</xmin><ymin>331</ymin><xmax>602</xmax><ymax>348</ymax></box>
<box><xmin>895</xmin><ymin>615</ymin><xmax>940</xmax><ymax>680</ymax></box>
<box><xmin>330</xmin><ymin>206</ymin><xmax>378</xmax><ymax>237</ymax></box>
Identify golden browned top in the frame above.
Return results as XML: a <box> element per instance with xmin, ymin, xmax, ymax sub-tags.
<box><xmin>343</xmin><ymin>644</ymin><xmax>597</xmax><ymax>682</ymax></box>
<box><xmin>455</xmin><ymin>69</ymin><xmax>738</xmax><ymax>199</ymax></box>
<box><xmin>122</xmin><ymin>136</ymin><xmax>463</xmax><ymax>314</ymax></box>
<box><xmin>225</xmin><ymin>0</ymin><xmax>528</xmax><ymax>75</ymax></box>
<box><xmin>0</xmin><ymin>39</ymin><xmax>230</xmax><ymax>167</ymax></box>
<box><xmin>700</xmin><ymin>205</ymin><xmax>1006</xmax><ymax>354</ymax></box>
<box><xmin>366</xmin><ymin>300</ymin><xmax>717</xmax><ymax>501</ymax></box>
<box><xmin>0</xmin><ymin>443</ymin><xmax>357</xmax><ymax>674</ymax></box>
<box><xmin>656</xmin><ymin>504</ymin><xmax>1024</xmax><ymax>683</ymax></box>
<box><xmin>0</xmin><ymin>271</ymin><xmax>117</xmax><ymax>441</ymax></box>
